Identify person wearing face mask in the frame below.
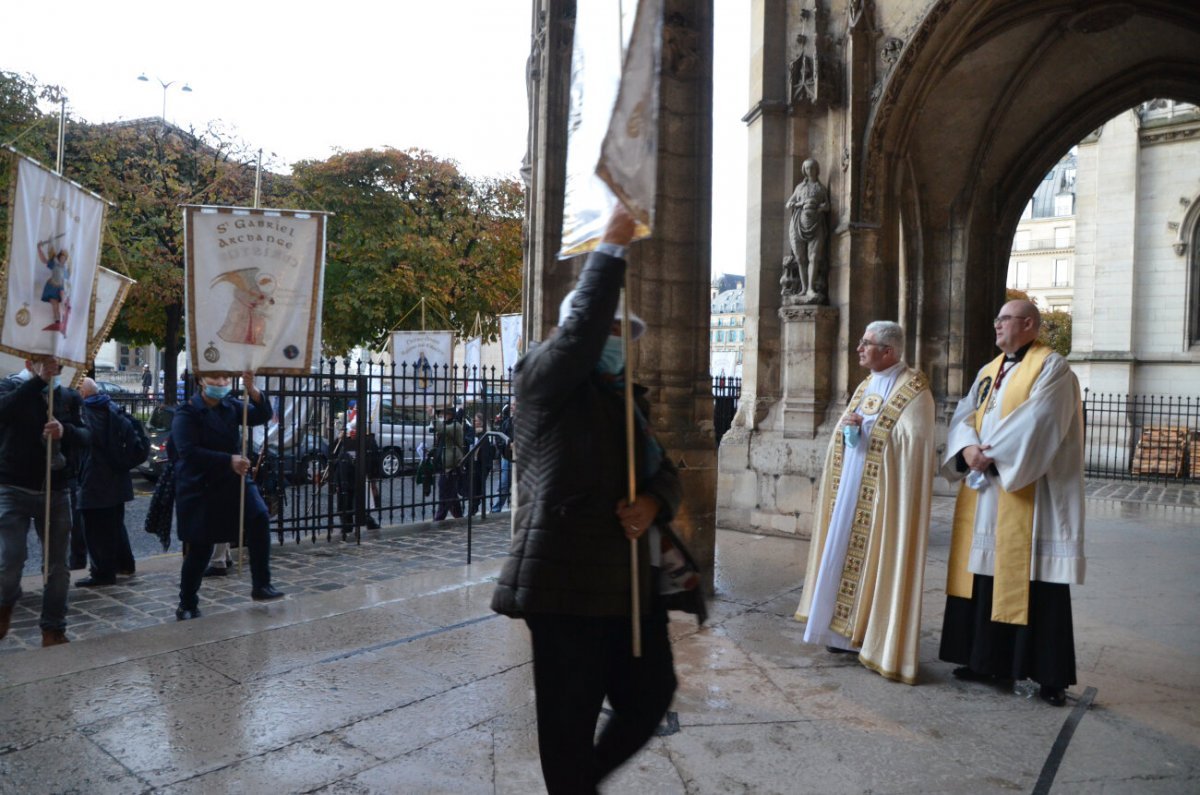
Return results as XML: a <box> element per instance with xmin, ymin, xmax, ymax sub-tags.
<box><xmin>490</xmin><ymin>204</ymin><xmax>683</xmax><ymax>793</ymax></box>
<box><xmin>171</xmin><ymin>371</ymin><xmax>283</xmax><ymax>620</ymax></box>
<box><xmin>0</xmin><ymin>356</ymin><xmax>89</xmax><ymax>647</ymax></box>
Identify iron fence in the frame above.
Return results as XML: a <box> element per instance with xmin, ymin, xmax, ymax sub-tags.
<box><xmin>1082</xmin><ymin>390</ymin><xmax>1200</xmax><ymax>483</ymax></box>
<box><xmin>119</xmin><ymin>361</ymin><xmax>744</xmax><ymax>550</ymax></box>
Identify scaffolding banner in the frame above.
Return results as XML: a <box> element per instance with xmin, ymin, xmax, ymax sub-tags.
<box><xmin>0</xmin><ymin>154</ymin><xmax>106</xmax><ymax>367</ymax></box>
<box><xmin>184</xmin><ymin>205</ymin><xmax>327</xmax><ymax>375</ymax></box>
<box><xmin>559</xmin><ymin>0</ymin><xmax>660</xmax><ymax>257</ymax></box>
<box><xmin>391</xmin><ymin>330</ymin><xmax>453</xmax><ymax>395</ymax></box>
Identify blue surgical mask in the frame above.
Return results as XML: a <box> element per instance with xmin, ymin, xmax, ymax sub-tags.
<box><xmin>204</xmin><ymin>384</ymin><xmax>232</xmax><ymax>400</ymax></box>
<box><xmin>596</xmin><ymin>336</ymin><xmax>625</xmax><ymax>376</ymax></box>
<box><xmin>41</xmin><ymin>375</ymin><xmax>59</xmax><ymax>393</ymax></box>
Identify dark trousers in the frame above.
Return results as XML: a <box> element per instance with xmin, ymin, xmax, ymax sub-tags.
<box><xmin>433</xmin><ymin>470</ymin><xmax>463</xmax><ymax>520</ymax></box>
<box><xmin>81</xmin><ymin>504</ymin><xmax>134</xmax><ymax>580</ymax></box>
<box><xmin>179</xmin><ymin>513</ymin><xmax>271</xmax><ymax>610</ymax></box>
<box><xmin>525</xmin><ymin>605</ymin><xmax>677</xmax><ymax>794</ymax></box>
<box><xmin>68</xmin><ymin>483</ymin><xmax>87</xmax><ymax>568</ymax></box>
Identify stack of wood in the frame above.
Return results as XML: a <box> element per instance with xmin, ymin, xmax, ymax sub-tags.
<box><xmin>1190</xmin><ymin>433</ymin><xmax>1200</xmax><ymax>479</ymax></box>
<box><xmin>1130</xmin><ymin>426</ymin><xmax>1187</xmax><ymax>477</ymax></box>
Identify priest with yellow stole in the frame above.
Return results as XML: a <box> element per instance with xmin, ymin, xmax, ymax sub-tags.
<box><xmin>939</xmin><ymin>299</ymin><xmax>1085</xmax><ymax>707</ymax></box>
<box><xmin>795</xmin><ymin>321</ymin><xmax>935</xmax><ymax>684</ymax></box>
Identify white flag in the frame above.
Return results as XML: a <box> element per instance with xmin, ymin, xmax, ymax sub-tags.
<box><xmin>559</xmin><ymin>0</ymin><xmax>659</xmax><ymax>257</ymax></box>
<box><xmin>184</xmin><ymin>206</ymin><xmax>327</xmax><ymax>375</ymax></box>
<box><xmin>0</xmin><ymin>155</ymin><xmax>106</xmax><ymax>366</ymax></box>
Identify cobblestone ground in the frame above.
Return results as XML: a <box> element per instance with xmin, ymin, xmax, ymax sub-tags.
<box><xmin>1</xmin><ymin>515</ymin><xmax>513</xmax><ymax>654</ymax></box>
<box><xmin>1086</xmin><ymin>478</ymin><xmax>1200</xmax><ymax>507</ymax></box>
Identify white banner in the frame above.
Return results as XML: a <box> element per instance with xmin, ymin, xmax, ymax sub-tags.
<box><xmin>390</xmin><ymin>330</ymin><xmax>453</xmax><ymax>394</ymax></box>
<box><xmin>184</xmin><ymin>206</ymin><xmax>326</xmax><ymax>375</ymax></box>
<box><xmin>710</xmin><ymin>350</ymin><xmax>737</xmax><ymax>379</ymax></box>
<box><xmin>499</xmin><ymin>313</ymin><xmax>523</xmax><ymax>374</ymax></box>
<box><xmin>463</xmin><ymin>335</ymin><xmax>482</xmax><ymax>394</ymax></box>
<box><xmin>1</xmin><ymin>155</ymin><xmax>106</xmax><ymax>366</ymax></box>
<box><xmin>87</xmin><ymin>267</ymin><xmax>135</xmax><ymax>355</ymax></box>
<box><xmin>560</xmin><ymin>0</ymin><xmax>658</xmax><ymax>257</ymax></box>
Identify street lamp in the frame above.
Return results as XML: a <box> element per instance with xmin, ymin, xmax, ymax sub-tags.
<box><xmin>137</xmin><ymin>73</ymin><xmax>192</xmax><ymax>122</ymax></box>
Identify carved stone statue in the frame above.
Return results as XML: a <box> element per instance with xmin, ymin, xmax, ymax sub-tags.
<box><xmin>782</xmin><ymin>158</ymin><xmax>830</xmax><ymax>305</ymax></box>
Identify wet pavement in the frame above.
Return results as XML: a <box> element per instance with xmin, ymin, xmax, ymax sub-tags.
<box><xmin>0</xmin><ymin>489</ymin><xmax>1196</xmax><ymax>793</ymax></box>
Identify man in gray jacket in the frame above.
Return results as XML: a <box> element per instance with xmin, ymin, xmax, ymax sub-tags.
<box><xmin>491</xmin><ymin>205</ymin><xmax>682</xmax><ymax>793</ymax></box>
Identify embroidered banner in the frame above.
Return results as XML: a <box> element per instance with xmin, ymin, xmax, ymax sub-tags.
<box><xmin>390</xmin><ymin>330</ymin><xmax>453</xmax><ymax>395</ymax></box>
<box><xmin>559</xmin><ymin>0</ymin><xmax>659</xmax><ymax>256</ymax></box>
<box><xmin>499</xmin><ymin>312</ymin><xmax>522</xmax><ymax>374</ymax></box>
<box><xmin>1</xmin><ymin>154</ymin><xmax>106</xmax><ymax>367</ymax></box>
<box><xmin>184</xmin><ymin>205</ymin><xmax>327</xmax><ymax>375</ymax></box>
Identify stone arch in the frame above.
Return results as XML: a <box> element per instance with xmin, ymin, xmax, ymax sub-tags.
<box><xmin>856</xmin><ymin>0</ymin><xmax>1200</xmax><ymax>397</ymax></box>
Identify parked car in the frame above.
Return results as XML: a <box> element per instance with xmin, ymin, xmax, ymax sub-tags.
<box><xmin>136</xmin><ymin>405</ymin><xmax>175</xmax><ymax>481</ymax></box>
<box><xmin>95</xmin><ymin>380</ymin><xmax>129</xmax><ymax>395</ymax></box>
<box><xmin>252</xmin><ymin>432</ymin><xmax>330</xmax><ymax>486</ymax></box>
<box><xmin>372</xmin><ymin>398</ymin><xmax>434</xmax><ymax>478</ymax></box>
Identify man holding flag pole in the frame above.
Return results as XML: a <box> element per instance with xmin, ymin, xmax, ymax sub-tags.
<box><xmin>0</xmin><ymin>149</ymin><xmax>106</xmax><ymax>647</ymax></box>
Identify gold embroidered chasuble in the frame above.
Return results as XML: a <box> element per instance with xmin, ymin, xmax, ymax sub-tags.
<box><xmin>796</xmin><ymin>366</ymin><xmax>936</xmax><ymax>684</ymax></box>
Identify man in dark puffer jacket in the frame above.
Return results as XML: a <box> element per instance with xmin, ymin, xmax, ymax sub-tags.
<box><xmin>491</xmin><ymin>205</ymin><xmax>682</xmax><ymax>793</ymax></box>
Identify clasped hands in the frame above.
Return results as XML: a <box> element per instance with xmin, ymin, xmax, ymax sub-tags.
<box><xmin>962</xmin><ymin>443</ymin><xmax>995</xmax><ymax>472</ymax></box>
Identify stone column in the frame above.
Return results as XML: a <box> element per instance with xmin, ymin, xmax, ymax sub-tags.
<box><xmin>778</xmin><ymin>304</ymin><xmax>838</xmax><ymax>436</ymax></box>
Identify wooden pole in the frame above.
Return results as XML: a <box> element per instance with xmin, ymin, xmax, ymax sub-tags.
<box><xmin>622</xmin><ymin>275</ymin><xmax>641</xmax><ymax>658</ymax></box>
<box><xmin>43</xmin><ymin>385</ymin><xmax>54</xmax><ymax>582</ymax></box>
<box><xmin>237</xmin><ymin>380</ymin><xmax>249</xmax><ymax>574</ymax></box>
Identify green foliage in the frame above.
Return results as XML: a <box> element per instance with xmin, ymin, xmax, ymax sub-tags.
<box><xmin>292</xmin><ymin>148</ymin><xmax>522</xmax><ymax>353</ymax></box>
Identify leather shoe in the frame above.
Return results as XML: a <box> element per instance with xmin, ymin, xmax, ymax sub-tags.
<box><xmin>175</xmin><ymin>606</ymin><xmax>201</xmax><ymax>621</ymax></box>
<box><xmin>825</xmin><ymin>645</ymin><xmax>856</xmax><ymax>654</ymax></box>
<box><xmin>203</xmin><ymin>566</ymin><xmax>228</xmax><ymax>577</ymax></box>
<box><xmin>76</xmin><ymin>576</ymin><xmax>116</xmax><ymax>587</ymax></box>
<box><xmin>1040</xmin><ymin>685</ymin><xmax>1067</xmax><ymax>706</ymax></box>
<box><xmin>0</xmin><ymin>603</ymin><xmax>12</xmax><ymax>640</ymax></box>
<box><xmin>952</xmin><ymin>666</ymin><xmax>993</xmax><ymax>682</ymax></box>
<box><xmin>41</xmin><ymin>629</ymin><xmax>69</xmax><ymax>647</ymax></box>
<box><xmin>251</xmin><ymin>585</ymin><xmax>285</xmax><ymax>601</ymax></box>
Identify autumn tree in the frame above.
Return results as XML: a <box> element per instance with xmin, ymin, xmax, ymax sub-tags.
<box><xmin>291</xmin><ymin>148</ymin><xmax>523</xmax><ymax>354</ymax></box>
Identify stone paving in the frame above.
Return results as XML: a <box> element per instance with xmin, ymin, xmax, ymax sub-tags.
<box><xmin>1</xmin><ymin>516</ymin><xmax>513</xmax><ymax>653</ymax></box>
<box><xmin>0</xmin><ymin>492</ymin><xmax>1196</xmax><ymax>793</ymax></box>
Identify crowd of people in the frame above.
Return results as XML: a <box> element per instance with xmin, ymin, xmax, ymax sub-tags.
<box><xmin>0</xmin><ymin>202</ymin><xmax>1087</xmax><ymax>791</ymax></box>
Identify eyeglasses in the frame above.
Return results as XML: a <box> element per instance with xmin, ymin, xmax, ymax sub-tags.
<box><xmin>857</xmin><ymin>339</ymin><xmax>891</xmax><ymax>349</ymax></box>
<box><xmin>993</xmin><ymin>315</ymin><xmax>1031</xmax><ymax>326</ymax></box>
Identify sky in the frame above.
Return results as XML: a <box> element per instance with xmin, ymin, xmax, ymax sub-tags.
<box><xmin>2</xmin><ymin>0</ymin><xmax>749</xmax><ymax>275</ymax></box>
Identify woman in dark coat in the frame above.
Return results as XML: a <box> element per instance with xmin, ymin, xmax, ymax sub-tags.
<box><xmin>172</xmin><ymin>372</ymin><xmax>282</xmax><ymax>620</ymax></box>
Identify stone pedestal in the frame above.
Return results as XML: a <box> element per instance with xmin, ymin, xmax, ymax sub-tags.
<box><xmin>779</xmin><ymin>302</ymin><xmax>838</xmax><ymax>438</ymax></box>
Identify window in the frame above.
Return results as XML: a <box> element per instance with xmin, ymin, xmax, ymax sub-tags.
<box><xmin>1054</xmin><ymin>193</ymin><xmax>1074</xmax><ymax>216</ymax></box>
<box><xmin>1053</xmin><ymin>259</ymin><xmax>1071</xmax><ymax>287</ymax></box>
<box><xmin>1009</xmin><ymin>261</ymin><xmax>1029</xmax><ymax>289</ymax></box>
<box><xmin>1054</xmin><ymin>227</ymin><xmax>1070</xmax><ymax>248</ymax></box>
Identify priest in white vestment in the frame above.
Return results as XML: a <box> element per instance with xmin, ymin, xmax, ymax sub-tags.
<box><xmin>795</xmin><ymin>321</ymin><xmax>935</xmax><ymax>684</ymax></box>
<box><xmin>939</xmin><ymin>299</ymin><xmax>1085</xmax><ymax>707</ymax></box>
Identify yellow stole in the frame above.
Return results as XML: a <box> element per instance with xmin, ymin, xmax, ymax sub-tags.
<box><xmin>946</xmin><ymin>343</ymin><xmax>1052</xmax><ymax>625</ymax></box>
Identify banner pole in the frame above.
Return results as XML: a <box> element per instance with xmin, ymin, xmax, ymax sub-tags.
<box><xmin>238</xmin><ymin>381</ymin><xmax>249</xmax><ymax>575</ymax></box>
<box><xmin>43</xmin><ymin>386</ymin><xmax>54</xmax><ymax>582</ymax></box>
<box><xmin>622</xmin><ymin>274</ymin><xmax>641</xmax><ymax>658</ymax></box>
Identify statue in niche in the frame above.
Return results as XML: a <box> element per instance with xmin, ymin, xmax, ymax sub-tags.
<box><xmin>782</xmin><ymin>158</ymin><xmax>830</xmax><ymax>305</ymax></box>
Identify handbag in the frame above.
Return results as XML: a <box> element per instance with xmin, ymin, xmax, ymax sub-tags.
<box><xmin>657</xmin><ymin>524</ymin><xmax>708</xmax><ymax>625</ymax></box>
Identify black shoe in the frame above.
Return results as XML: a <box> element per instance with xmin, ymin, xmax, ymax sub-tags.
<box><xmin>365</xmin><ymin>518</ymin><xmax>381</xmax><ymax>530</ymax></box>
<box><xmin>251</xmin><ymin>585</ymin><xmax>285</xmax><ymax>601</ymax></box>
<box><xmin>1039</xmin><ymin>685</ymin><xmax>1067</xmax><ymax>706</ymax></box>
<box><xmin>952</xmin><ymin>666</ymin><xmax>995</xmax><ymax>682</ymax></box>
<box><xmin>117</xmin><ymin>569</ymin><xmax>136</xmax><ymax>577</ymax></box>
<box><xmin>76</xmin><ymin>576</ymin><xmax>116</xmax><ymax>587</ymax></box>
<box><xmin>203</xmin><ymin>566</ymin><xmax>228</xmax><ymax>577</ymax></box>
<box><xmin>825</xmin><ymin>645</ymin><xmax>856</xmax><ymax>654</ymax></box>
<box><xmin>175</xmin><ymin>606</ymin><xmax>201</xmax><ymax>621</ymax></box>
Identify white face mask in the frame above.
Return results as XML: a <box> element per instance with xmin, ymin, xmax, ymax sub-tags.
<box><xmin>596</xmin><ymin>336</ymin><xmax>625</xmax><ymax>375</ymax></box>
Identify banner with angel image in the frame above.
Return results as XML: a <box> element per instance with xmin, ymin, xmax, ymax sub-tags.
<box><xmin>184</xmin><ymin>205</ymin><xmax>327</xmax><ymax>375</ymax></box>
<box><xmin>0</xmin><ymin>153</ymin><xmax>106</xmax><ymax>366</ymax></box>
<box><xmin>391</xmin><ymin>330</ymin><xmax>453</xmax><ymax>396</ymax></box>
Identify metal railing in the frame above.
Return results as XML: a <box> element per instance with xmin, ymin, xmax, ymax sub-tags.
<box><xmin>1082</xmin><ymin>390</ymin><xmax>1200</xmax><ymax>483</ymax></box>
<box><xmin>713</xmin><ymin>376</ymin><xmax>741</xmax><ymax>446</ymax></box>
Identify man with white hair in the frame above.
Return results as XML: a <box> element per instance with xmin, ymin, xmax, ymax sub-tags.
<box><xmin>795</xmin><ymin>321</ymin><xmax>936</xmax><ymax>683</ymax></box>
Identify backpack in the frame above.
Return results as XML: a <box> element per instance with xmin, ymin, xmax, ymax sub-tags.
<box><xmin>108</xmin><ymin>405</ymin><xmax>151</xmax><ymax>470</ymax></box>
